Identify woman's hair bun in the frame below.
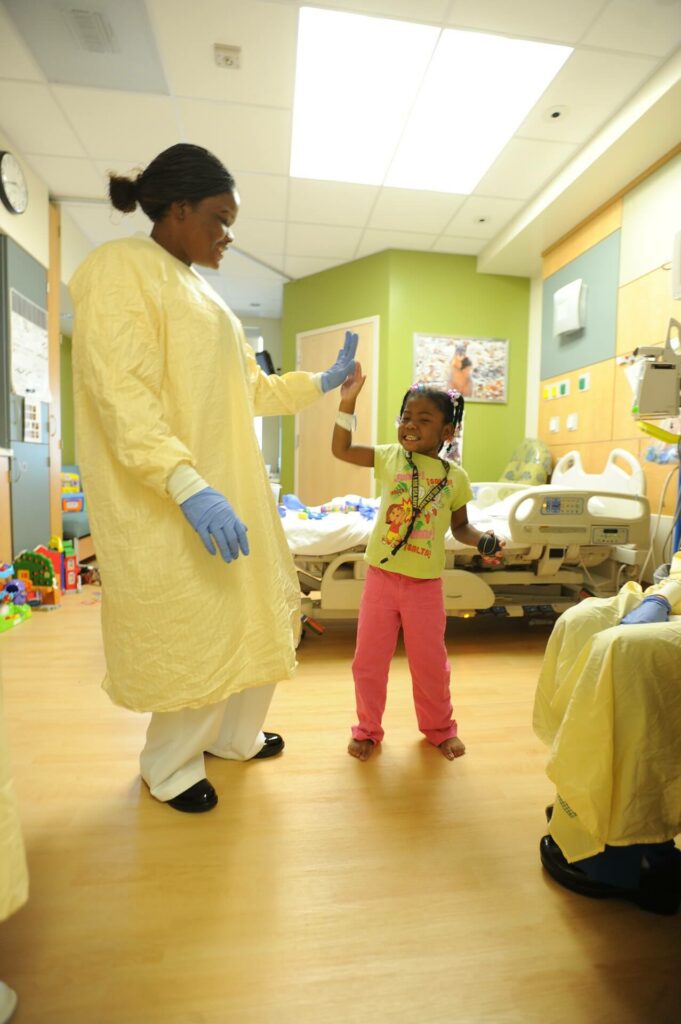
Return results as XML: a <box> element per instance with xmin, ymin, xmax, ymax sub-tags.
<box><xmin>108</xmin><ymin>173</ymin><xmax>139</xmax><ymax>214</ymax></box>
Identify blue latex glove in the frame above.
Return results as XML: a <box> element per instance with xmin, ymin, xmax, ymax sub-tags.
<box><xmin>620</xmin><ymin>594</ymin><xmax>671</xmax><ymax>625</ymax></box>
<box><xmin>320</xmin><ymin>331</ymin><xmax>358</xmax><ymax>393</ymax></box>
<box><xmin>181</xmin><ymin>487</ymin><xmax>249</xmax><ymax>563</ymax></box>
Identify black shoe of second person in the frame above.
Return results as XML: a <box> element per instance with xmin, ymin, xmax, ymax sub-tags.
<box><xmin>539</xmin><ymin>835</ymin><xmax>681</xmax><ymax>915</ymax></box>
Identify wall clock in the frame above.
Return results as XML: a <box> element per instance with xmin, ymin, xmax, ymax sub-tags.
<box><xmin>0</xmin><ymin>151</ymin><xmax>29</xmax><ymax>215</ymax></box>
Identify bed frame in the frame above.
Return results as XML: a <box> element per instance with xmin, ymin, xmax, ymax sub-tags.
<box><xmin>290</xmin><ymin>450</ymin><xmax>651</xmax><ymax>621</ymax></box>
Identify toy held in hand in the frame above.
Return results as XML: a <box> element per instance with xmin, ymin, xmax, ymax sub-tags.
<box><xmin>477</xmin><ymin>531</ymin><xmax>502</xmax><ymax>557</ymax></box>
<box><xmin>620</xmin><ymin>594</ymin><xmax>671</xmax><ymax>625</ymax></box>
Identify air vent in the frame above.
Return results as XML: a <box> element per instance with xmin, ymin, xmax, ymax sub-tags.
<box><xmin>64</xmin><ymin>8</ymin><xmax>118</xmax><ymax>53</ymax></box>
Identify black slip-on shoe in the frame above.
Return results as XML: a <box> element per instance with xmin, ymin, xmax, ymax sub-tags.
<box><xmin>251</xmin><ymin>731</ymin><xmax>285</xmax><ymax>759</ymax></box>
<box><xmin>540</xmin><ymin>834</ymin><xmax>681</xmax><ymax>915</ymax></box>
<box><xmin>166</xmin><ymin>778</ymin><xmax>218</xmax><ymax>813</ymax></box>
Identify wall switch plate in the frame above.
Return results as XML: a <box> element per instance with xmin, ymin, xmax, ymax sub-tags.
<box><xmin>549</xmin><ymin>416</ymin><xmax>560</xmax><ymax>433</ymax></box>
<box><xmin>567</xmin><ymin>413</ymin><xmax>579</xmax><ymax>431</ymax></box>
<box><xmin>578</xmin><ymin>372</ymin><xmax>590</xmax><ymax>391</ymax></box>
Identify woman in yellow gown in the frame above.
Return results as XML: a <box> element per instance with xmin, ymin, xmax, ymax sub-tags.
<box><xmin>70</xmin><ymin>144</ymin><xmax>357</xmax><ymax>813</ymax></box>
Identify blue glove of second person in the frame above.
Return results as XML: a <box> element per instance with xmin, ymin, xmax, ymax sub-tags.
<box><xmin>320</xmin><ymin>331</ymin><xmax>359</xmax><ymax>393</ymax></box>
<box><xmin>181</xmin><ymin>487</ymin><xmax>249</xmax><ymax>564</ymax></box>
<box><xmin>620</xmin><ymin>594</ymin><xmax>670</xmax><ymax>625</ymax></box>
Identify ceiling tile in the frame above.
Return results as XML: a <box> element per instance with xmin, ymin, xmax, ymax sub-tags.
<box><xmin>0</xmin><ymin>81</ymin><xmax>86</xmax><ymax>157</ymax></box>
<box><xmin>431</xmin><ymin>236</ymin><xmax>486</xmax><ymax>256</ymax></box>
<box><xmin>232</xmin><ymin>218</ymin><xmax>286</xmax><ymax>258</ymax></box>
<box><xmin>203</xmin><ymin>254</ymin><xmax>284</xmax><ymax>318</ymax></box>
<box><xmin>583</xmin><ymin>0</ymin><xmax>681</xmax><ymax>57</ymax></box>
<box><xmin>286</xmin><ymin>222</ymin><xmax>363</xmax><ymax>258</ymax></box>
<box><xmin>63</xmin><ymin>203</ymin><xmax>151</xmax><ymax>246</ymax></box>
<box><xmin>25</xmin><ymin>155</ymin><xmax>103</xmax><ymax>198</ymax></box>
<box><xmin>369</xmin><ymin>188</ymin><xmax>465</xmax><ymax>233</ymax></box>
<box><xmin>443</xmin><ymin>196</ymin><xmax>525</xmax><ymax>239</ymax></box>
<box><xmin>355</xmin><ymin>229</ymin><xmax>437</xmax><ymax>258</ymax></box>
<box><xmin>284</xmin><ymin>255</ymin><xmax>343</xmax><ymax>279</ymax></box>
<box><xmin>474</xmin><ymin>138</ymin><xmax>578</xmax><ymax>201</ymax></box>
<box><xmin>288</xmin><ymin>178</ymin><xmax>379</xmax><ymax>226</ymax></box>
<box><xmin>446</xmin><ymin>0</ymin><xmax>606</xmax><ymax>44</ymax></box>
<box><xmin>516</xmin><ymin>49</ymin><xmax>660</xmax><ymax>144</ymax></box>
<box><xmin>0</xmin><ymin>4</ymin><xmax>45</xmax><ymax>81</ymax></box>
<box><xmin>148</xmin><ymin>0</ymin><xmax>298</xmax><ymax>106</ymax></box>
<box><xmin>179</xmin><ymin>99</ymin><xmax>292</xmax><ymax>175</ymax></box>
<box><xmin>231</xmin><ymin>251</ymin><xmax>288</xmax><ymax>277</ymax></box>
<box><xmin>52</xmin><ymin>86</ymin><xmax>179</xmax><ymax>163</ymax></box>
<box><xmin>232</xmin><ymin>172</ymin><xmax>288</xmax><ymax>221</ymax></box>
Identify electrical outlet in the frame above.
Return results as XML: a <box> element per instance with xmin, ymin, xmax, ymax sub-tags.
<box><xmin>214</xmin><ymin>44</ymin><xmax>241</xmax><ymax>69</ymax></box>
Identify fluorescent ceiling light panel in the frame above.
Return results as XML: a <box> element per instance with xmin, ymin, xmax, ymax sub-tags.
<box><xmin>386</xmin><ymin>30</ymin><xmax>573</xmax><ymax>193</ymax></box>
<box><xmin>290</xmin><ymin>7</ymin><xmax>439</xmax><ymax>185</ymax></box>
<box><xmin>291</xmin><ymin>9</ymin><xmax>572</xmax><ymax>194</ymax></box>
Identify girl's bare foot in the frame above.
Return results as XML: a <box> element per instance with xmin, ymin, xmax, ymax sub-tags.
<box><xmin>348</xmin><ymin>738</ymin><xmax>375</xmax><ymax>761</ymax></box>
<box><xmin>439</xmin><ymin>736</ymin><xmax>466</xmax><ymax>760</ymax></box>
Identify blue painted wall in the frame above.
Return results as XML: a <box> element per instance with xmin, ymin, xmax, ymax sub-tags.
<box><xmin>541</xmin><ymin>229</ymin><xmax>621</xmax><ymax>379</ymax></box>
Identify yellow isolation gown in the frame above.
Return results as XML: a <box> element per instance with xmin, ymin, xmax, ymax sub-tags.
<box><xmin>70</xmin><ymin>235</ymin><xmax>322</xmax><ymax>713</ymax></box>
<box><xmin>533</xmin><ymin>553</ymin><xmax>681</xmax><ymax>861</ymax></box>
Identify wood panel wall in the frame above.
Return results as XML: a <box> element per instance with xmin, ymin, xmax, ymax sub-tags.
<box><xmin>538</xmin><ymin>155</ymin><xmax>681</xmax><ymax>517</ymax></box>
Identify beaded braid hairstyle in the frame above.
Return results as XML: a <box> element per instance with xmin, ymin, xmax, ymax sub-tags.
<box><xmin>399</xmin><ymin>383</ymin><xmax>464</xmax><ymax>459</ymax></box>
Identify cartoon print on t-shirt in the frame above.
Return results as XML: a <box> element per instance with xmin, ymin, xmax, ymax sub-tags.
<box><xmin>383</xmin><ymin>497</ymin><xmax>411</xmax><ymax>545</ymax></box>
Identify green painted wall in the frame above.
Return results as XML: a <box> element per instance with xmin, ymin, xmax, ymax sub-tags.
<box><xmin>282</xmin><ymin>249</ymin><xmax>530</xmax><ymax>491</ymax></box>
<box><xmin>60</xmin><ymin>334</ymin><xmax>75</xmax><ymax>464</ymax></box>
<box><xmin>281</xmin><ymin>252</ymin><xmax>391</xmax><ymax>492</ymax></box>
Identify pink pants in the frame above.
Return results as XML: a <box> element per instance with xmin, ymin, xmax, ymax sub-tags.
<box><xmin>351</xmin><ymin>565</ymin><xmax>457</xmax><ymax>746</ymax></box>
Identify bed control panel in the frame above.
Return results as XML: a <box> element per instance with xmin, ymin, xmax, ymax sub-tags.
<box><xmin>591</xmin><ymin>526</ymin><xmax>629</xmax><ymax>544</ymax></box>
<box><xmin>540</xmin><ymin>496</ymin><xmax>584</xmax><ymax>516</ymax></box>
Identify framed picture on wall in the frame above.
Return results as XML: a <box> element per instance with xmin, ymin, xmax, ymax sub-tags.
<box><xmin>413</xmin><ymin>333</ymin><xmax>509</xmax><ymax>404</ymax></box>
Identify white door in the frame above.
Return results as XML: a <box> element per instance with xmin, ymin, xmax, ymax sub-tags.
<box><xmin>295</xmin><ymin>317</ymin><xmax>378</xmax><ymax>506</ymax></box>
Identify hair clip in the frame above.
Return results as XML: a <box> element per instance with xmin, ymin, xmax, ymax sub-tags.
<box><xmin>410</xmin><ymin>382</ymin><xmax>426</xmax><ymax>393</ymax></box>
<box><xmin>446</xmin><ymin>388</ymin><xmax>461</xmax><ymax>402</ymax></box>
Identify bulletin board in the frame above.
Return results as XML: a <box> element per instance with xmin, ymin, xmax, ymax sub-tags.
<box><xmin>10</xmin><ymin>287</ymin><xmax>49</xmax><ymax>400</ymax></box>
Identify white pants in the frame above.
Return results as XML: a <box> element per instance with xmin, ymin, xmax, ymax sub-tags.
<box><xmin>140</xmin><ymin>683</ymin><xmax>276</xmax><ymax>801</ymax></box>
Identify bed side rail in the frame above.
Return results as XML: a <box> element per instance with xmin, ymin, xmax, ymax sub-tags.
<box><xmin>504</xmin><ymin>488</ymin><xmax>650</xmax><ymax>548</ymax></box>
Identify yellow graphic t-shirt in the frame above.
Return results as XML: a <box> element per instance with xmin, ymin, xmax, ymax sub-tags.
<box><xmin>366</xmin><ymin>444</ymin><xmax>473</xmax><ymax>579</ymax></box>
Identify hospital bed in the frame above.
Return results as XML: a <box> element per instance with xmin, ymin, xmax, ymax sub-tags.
<box><xmin>282</xmin><ymin>449</ymin><xmax>651</xmax><ymax>620</ymax></box>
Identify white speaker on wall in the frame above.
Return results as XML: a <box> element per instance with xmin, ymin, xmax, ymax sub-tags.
<box><xmin>553</xmin><ymin>278</ymin><xmax>587</xmax><ymax>336</ymax></box>
<box><xmin>672</xmin><ymin>229</ymin><xmax>681</xmax><ymax>300</ymax></box>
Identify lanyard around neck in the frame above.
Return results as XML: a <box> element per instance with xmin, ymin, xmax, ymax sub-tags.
<box><xmin>381</xmin><ymin>452</ymin><xmax>450</xmax><ymax>562</ymax></box>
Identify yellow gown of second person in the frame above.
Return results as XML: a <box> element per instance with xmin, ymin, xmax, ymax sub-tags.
<box><xmin>70</xmin><ymin>235</ymin><xmax>322</xmax><ymax>713</ymax></box>
<box><xmin>533</xmin><ymin>553</ymin><xmax>681</xmax><ymax>861</ymax></box>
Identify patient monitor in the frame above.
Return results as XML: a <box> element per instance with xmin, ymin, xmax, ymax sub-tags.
<box><xmin>630</xmin><ymin>318</ymin><xmax>681</xmax><ymax>420</ymax></box>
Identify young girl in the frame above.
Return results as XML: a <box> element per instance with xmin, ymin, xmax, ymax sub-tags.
<box><xmin>332</xmin><ymin>364</ymin><xmax>502</xmax><ymax>761</ymax></box>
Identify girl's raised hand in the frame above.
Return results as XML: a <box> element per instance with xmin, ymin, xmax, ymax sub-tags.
<box><xmin>340</xmin><ymin>361</ymin><xmax>366</xmax><ymax>402</ymax></box>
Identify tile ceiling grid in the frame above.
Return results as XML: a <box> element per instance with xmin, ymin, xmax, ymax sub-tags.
<box><xmin>0</xmin><ymin>0</ymin><xmax>679</xmax><ymax>315</ymax></box>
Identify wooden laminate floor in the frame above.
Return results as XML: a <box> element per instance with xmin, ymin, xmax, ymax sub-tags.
<box><xmin>0</xmin><ymin>593</ymin><xmax>679</xmax><ymax>1024</ymax></box>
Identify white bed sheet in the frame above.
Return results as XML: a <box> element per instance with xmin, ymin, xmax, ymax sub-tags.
<box><xmin>281</xmin><ymin>495</ymin><xmax>515</xmax><ymax>556</ymax></box>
